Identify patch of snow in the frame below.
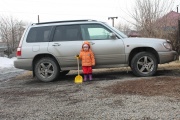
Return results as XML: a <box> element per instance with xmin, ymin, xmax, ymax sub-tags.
<box><xmin>0</xmin><ymin>57</ymin><xmax>17</xmax><ymax>68</ymax></box>
<box><xmin>0</xmin><ymin>57</ymin><xmax>25</xmax><ymax>81</ymax></box>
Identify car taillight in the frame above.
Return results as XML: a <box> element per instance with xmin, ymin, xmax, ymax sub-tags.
<box><xmin>16</xmin><ymin>47</ymin><xmax>21</xmax><ymax>56</ymax></box>
<box><xmin>16</xmin><ymin>36</ymin><xmax>23</xmax><ymax>57</ymax></box>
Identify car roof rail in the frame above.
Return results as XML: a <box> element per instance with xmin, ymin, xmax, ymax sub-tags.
<box><xmin>32</xmin><ymin>19</ymin><xmax>97</xmax><ymax>25</ymax></box>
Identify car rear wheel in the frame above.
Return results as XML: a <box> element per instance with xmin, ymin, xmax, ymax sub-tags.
<box><xmin>34</xmin><ymin>57</ymin><xmax>59</xmax><ymax>82</ymax></box>
<box><xmin>131</xmin><ymin>52</ymin><xmax>157</xmax><ymax>77</ymax></box>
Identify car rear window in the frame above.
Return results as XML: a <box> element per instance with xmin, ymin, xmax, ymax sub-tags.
<box><xmin>26</xmin><ymin>26</ymin><xmax>52</xmax><ymax>42</ymax></box>
<box><xmin>53</xmin><ymin>25</ymin><xmax>82</xmax><ymax>41</ymax></box>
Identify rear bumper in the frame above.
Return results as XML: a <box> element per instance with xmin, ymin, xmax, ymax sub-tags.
<box><xmin>158</xmin><ymin>51</ymin><xmax>178</xmax><ymax>64</ymax></box>
<box><xmin>14</xmin><ymin>58</ymin><xmax>33</xmax><ymax>71</ymax></box>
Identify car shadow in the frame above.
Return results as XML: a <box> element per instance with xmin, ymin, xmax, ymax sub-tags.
<box><xmin>21</xmin><ymin>68</ymin><xmax>180</xmax><ymax>86</ymax></box>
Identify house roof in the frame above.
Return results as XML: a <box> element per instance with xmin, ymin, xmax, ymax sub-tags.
<box><xmin>0</xmin><ymin>42</ymin><xmax>7</xmax><ymax>48</ymax></box>
<box><xmin>0</xmin><ymin>47</ymin><xmax>6</xmax><ymax>51</ymax></box>
<box><xmin>156</xmin><ymin>11</ymin><xmax>180</xmax><ymax>27</ymax></box>
<box><xmin>128</xmin><ymin>30</ymin><xmax>141</xmax><ymax>37</ymax></box>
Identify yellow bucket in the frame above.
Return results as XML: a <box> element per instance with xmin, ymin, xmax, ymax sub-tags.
<box><xmin>75</xmin><ymin>75</ymin><xmax>83</xmax><ymax>83</ymax></box>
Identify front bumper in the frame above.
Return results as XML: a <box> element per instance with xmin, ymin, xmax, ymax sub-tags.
<box><xmin>158</xmin><ymin>51</ymin><xmax>178</xmax><ymax>64</ymax></box>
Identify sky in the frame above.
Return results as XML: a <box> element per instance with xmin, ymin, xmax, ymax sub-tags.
<box><xmin>0</xmin><ymin>0</ymin><xmax>180</xmax><ymax>26</ymax></box>
<box><xmin>0</xmin><ymin>0</ymin><xmax>134</xmax><ymax>25</ymax></box>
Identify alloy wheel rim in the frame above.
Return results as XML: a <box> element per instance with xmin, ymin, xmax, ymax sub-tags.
<box><xmin>38</xmin><ymin>62</ymin><xmax>54</xmax><ymax>79</ymax></box>
<box><xmin>137</xmin><ymin>56</ymin><xmax>154</xmax><ymax>74</ymax></box>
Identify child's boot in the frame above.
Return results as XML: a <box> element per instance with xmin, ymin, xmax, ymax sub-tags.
<box><xmin>84</xmin><ymin>74</ymin><xmax>87</xmax><ymax>81</ymax></box>
<box><xmin>89</xmin><ymin>74</ymin><xmax>93</xmax><ymax>80</ymax></box>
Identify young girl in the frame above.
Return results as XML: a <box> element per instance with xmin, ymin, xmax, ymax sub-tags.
<box><xmin>77</xmin><ymin>41</ymin><xmax>95</xmax><ymax>81</ymax></box>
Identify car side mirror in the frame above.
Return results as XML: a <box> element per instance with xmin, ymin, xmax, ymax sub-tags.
<box><xmin>109</xmin><ymin>33</ymin><xmax>117</xmax><ymax>39</ymax></box>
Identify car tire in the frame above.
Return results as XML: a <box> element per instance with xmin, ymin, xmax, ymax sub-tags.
<box><xmin>131</xmin><ymin>52</ymin><xmax>157</xmax><ymax>77</ymax></box>
<box><xmin>34</xmin><ymin>57</ymin><xmax>60</xmax><ymax>82</ymax></box>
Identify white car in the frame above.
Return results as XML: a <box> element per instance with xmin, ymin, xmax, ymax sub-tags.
<box><xmin>14</xmin><ymin>20</ymin><xmax>178</xmax><ymax>82</ymax></box>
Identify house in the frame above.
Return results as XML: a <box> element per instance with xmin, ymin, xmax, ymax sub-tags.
<box><xmin>0</xmin><ymin>42</ymin><xmax>7</xmax><ymax>57</ymax></box>
<box><xmin>124</xmin><ymin>11</ymin><xmax>180</xmax><ymax>38</ymax></box>
<box><xmin>128</xmin><ymin>30</ymin><xmax>141</xmax><ymax>37</ymax></box>
<box><xmin>155</xmin><ymin>11</ymin><xmax>180</xmax><ymax>31</ymax></box>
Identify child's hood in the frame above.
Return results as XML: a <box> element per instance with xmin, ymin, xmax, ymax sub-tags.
<box><xmin>81</xmin><ymin>41</ymin><xmax>92</xmax><ymax>51</ymax></box>
<box><xmin>82</xmin><ymin>41</ymin><xmax>91</xmax><ymax>48</ymax></box>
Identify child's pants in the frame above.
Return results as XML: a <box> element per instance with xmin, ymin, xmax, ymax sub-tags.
<box><xmin>82</xmin><ymin>66</ymin><xmax>92</xmax><ymax>74</ymax></box>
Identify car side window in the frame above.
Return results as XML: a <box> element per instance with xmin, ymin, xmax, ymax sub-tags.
<box><xmin>53</xmin><ymin>25</ymin><xmax>82</xmax><ymax>41</ymax></box>
<box><xmin>81</xmin><ymin>24</ymin><xmax>112</xmax><ymax>40</ymax></box>
<box><xmin>26</xmin><ymin>26</ymin><xmax>52</xmax><ymax>42</ymax></box>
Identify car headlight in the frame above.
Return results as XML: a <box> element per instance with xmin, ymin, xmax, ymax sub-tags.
<box><xmin>163</xmin><ymin>42</ymin><xmax>172</xmax><ymax>50</ymax></box>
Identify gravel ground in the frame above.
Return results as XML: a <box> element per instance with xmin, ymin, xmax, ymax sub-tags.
<box><xmin>0</xmin><ymin>65</ymin><xmax>180</xmax><ymax>120</ymax></box>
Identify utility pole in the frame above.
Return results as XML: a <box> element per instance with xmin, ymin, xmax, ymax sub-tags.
<box><xmin>38</xmin><ymin>15</ymin><xmax>40</xmax><ymax>23</ymax></box>
<box><xmin>108</xmin><ymin>17</ymin><xmax>118</xmax><ymax>27</ymax></box>
<box><xmin>177</xmin><ymin>5</ymin><xmax>179</xmax><ymax>13</ymax></box>
<box><xmin>178</xmin><ymin>20</ymin><xmax>180</xmax><ymax>56</ymax></box>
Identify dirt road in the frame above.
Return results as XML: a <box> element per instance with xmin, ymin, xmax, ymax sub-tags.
<box><xmin>0</xmin><ymin>63</ymin><xmax>180</xmax><ymax>120</ymax></box>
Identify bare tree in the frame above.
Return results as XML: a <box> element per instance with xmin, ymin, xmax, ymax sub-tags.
<box><xmin>130</xmin><ymin>0</ymin><xmax>180</xmax><ymax>53</ymax></box>
<box><xmin>0</xmin><ymin>15</ymin><xmax>26</xmax><ymax>57</ymax></box>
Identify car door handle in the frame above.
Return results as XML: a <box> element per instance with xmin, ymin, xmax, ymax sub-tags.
<box><xmin>52</xmin><ymin>43</ymin><xmax>61</xmax><ymax>46</ymax></box>
<box><xmin>89</xmin><ymin>42</ymin><xmax>95</xmax><ymax>45</ymax></box>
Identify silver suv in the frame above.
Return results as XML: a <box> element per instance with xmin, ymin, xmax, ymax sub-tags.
<box><xmin>14</xmin><ymin>20</ymin><xmax>178</xmax><ymax>82</ymax></box>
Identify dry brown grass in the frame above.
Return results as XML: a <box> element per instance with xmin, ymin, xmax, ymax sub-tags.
<box><xmin>158</xmin><ymin>61</ymin><xmax>180</xmax><ymax>70</ymax></box>
<box><xmin>105</xmin><ymin>76</ymin><xmax>180</xmax><ymax>98</ymax></box>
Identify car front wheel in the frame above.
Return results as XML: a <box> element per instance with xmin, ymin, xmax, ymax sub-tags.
<box><xmin>131</xmin><ymin>52</ymin><xmax>157</xmax><ymax>77</ymax></box>
<box><xmin>34</xmin><ymin>57</ymin><xmax>60</xmax><ymax>82</ymax></box>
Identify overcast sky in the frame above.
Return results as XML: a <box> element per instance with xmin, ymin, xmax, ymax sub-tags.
<box><xmin>0</xmin><ymin>0</ymin><xmax>180</xmax><ymax>26</ymax></box>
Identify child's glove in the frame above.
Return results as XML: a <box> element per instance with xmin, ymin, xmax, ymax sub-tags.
<box><xmin>76</xmin><ymin>54</ymin><xmax>79</xmax><ymax>59</ymax></box>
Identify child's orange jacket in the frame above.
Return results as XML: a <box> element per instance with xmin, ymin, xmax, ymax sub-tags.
<box><xmin>79</xmin><ymin>41</ymin><xmax>95</xmax><ymax>66</ymax></box>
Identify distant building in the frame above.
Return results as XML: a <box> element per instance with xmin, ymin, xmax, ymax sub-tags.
<box><xmin>0</xmin><ymin>42</ymin><xmax>7</xmax><ymax>57</ymax></box>
<box><xmin>128</xmin><ymin>30</ymin><xmax>141</xmax><ymax>37</ymax></box>
<box><xmin>128</xmin><ymin>11</ymin><xmax>180</xmax><ymax>37</ymax></box>
<box><xmin>155</xmin><ymin>11</ymin><xmax>180</xmax><ymax>31</ymax></box>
